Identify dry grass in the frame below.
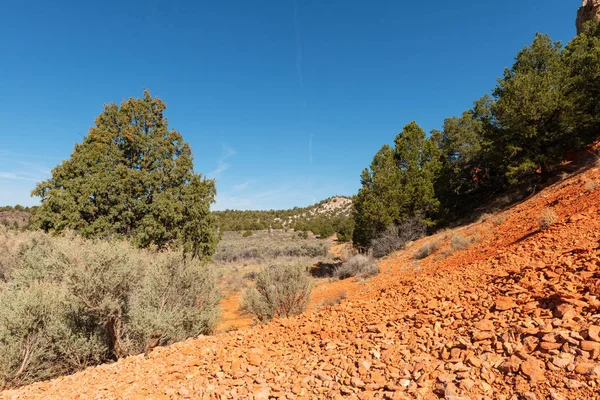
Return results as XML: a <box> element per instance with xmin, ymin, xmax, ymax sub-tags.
<box><xmin>492</xmin><ymin>214</ymin><xmax>507</xmax><ymax>226</ymax></box>
<box><xmin>539</xmin><ymin>207</ymin><xmax>558</xmax><ymax>231</ymax></box>
<box><xmin>450</xmin><ymin>235</ymin><xmax>470</xmax><ymax>251</ymax></box>
<box><xmin>213</xmin><ymin>230</ymin><xmax>332</xmax><ymax>294</ymax></box>
<box><xmin>413</xmin><ymin>240</ymin><xmax>441</xmax><ymax>260</ymax></box>
<box><xmin>321</xmin><ymin>289</ymin><xmax>348</xmax><ymax>307</ymax></box>
<box><xmin>214</xmin><ymin>230</ymin><xmax>329</xmax><ymax>264</ymax></box>
<box><xmin>334</xmin><ymin>254</ymin><xmax>379</xmax><ymax>280</ymax></box>
<box><xmin>584</xmin><ymin>179</ymin><xmax>599</xmax><ymax>193</ymax></box>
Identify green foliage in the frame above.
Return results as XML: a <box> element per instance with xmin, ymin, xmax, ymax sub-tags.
<box><xmin>354</xmin><ymin>26</ymin><xmax>600</xmax><ymax>251</ymax></box>
<box><xmin>31</xmin><ymin>90</ymin><xmax>217</xmax><ymax>259</ymax></box>
<box><xmin>353</xmin><ymin>123</ymin><xmax>439</xmax><ymax>250</ymax></box>
<box><xmin>242</xmin><ymin>264</ymin><xmax>313</xmax><ymax>322</ymax></box>
<box><xmin>213</xmin><ymin>196</ymin><xmax>353</xmax><ymax>241</ymax></box>
<box><xmin>493</xmin><ymin>34</ymin><xmax>570</xmax><ymax>183</ymax></box>
<box><xmin>563</xmin><ymin>20</ymin><xmax>600</xmax><ymax>144</ymax></box>
<box><xmin>242</xmin><ymin>230</ymin><xmax>253</xmax><ymax>237</ymax></box>
<box><xmin>0</xmin><ymin>229</ymin><xmax>219</xmax><ymax>388</ymax></box>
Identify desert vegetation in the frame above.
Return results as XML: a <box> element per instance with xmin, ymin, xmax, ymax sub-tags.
<box><xmin>333</xmin><ymin>254</ymin><xmax>379</xmax><ymax>280</ymax></box>
<box><xmin>242</xmin><ymin>263</ymin><xmax>313</xmax><ymax>322</ymax></box>
<box><xmin>213</xmin><ymin>230</ymin><xmax>329</xmax><ymax>264</ymax></box>
<box><xmin>0</xmin><ymin>226</ymin><xmax>219</xmax><ymax>389</ymax></box>
<box><xmin>352</xmin><ymin>20</ymin><xmax>600</xmax><ymax>254</ymax></box>
<box><xmin>31</xmin><ymin>90</ymin><xmax>218</xmax><ymax>260</ymax></box>
<box><xmin>539</xmin><ymin>208</ymin><xmax>558</xmax><ymax>231</ymax></box>
<box><xmin>215</xmin><ymin>197</ymin><xmax>354</xmax><ymax>242</ymax></box>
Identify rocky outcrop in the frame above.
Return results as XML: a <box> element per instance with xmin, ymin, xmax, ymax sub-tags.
<box><xmin>577</xmin><ymin>0</ymin><xmax>600</xmax><ymax>34</ymax></box>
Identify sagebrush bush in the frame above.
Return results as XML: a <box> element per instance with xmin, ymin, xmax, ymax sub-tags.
<box><xmin>450</xmin><ymin>235</ymin><xmax>470</xmax><ymax>251</ymax></box>
<box><xmin>539</xmin><ymin>207</ymin><xmax>557</xmax><ymax>231</ymax></box>
<box><xmin>242</xmin><ymin>264</ymin><xmax>313</xmax><ymax>322</ymax></box>
<box><xmin>371</xmin><ymin>217</ymin><xmax>426</xmax><ymax>258</ymax></box>
<box><xmin>0</xmin><ymin>230</ymin><xmax>220</xmax><ymax>389</ymax></box>
<box><xmin>413</xmin><ymin>240</ymin><xmax>441</xmax><ymax>260</ymax></box>
<box><xmin>334</xmin><ymin>254</ymin><xmax>379</xmax><ymax>280</ymax></box>
<box><xmin>214</xmin><ymin>230</ymin><xmax>328</xmax><ymax>264</ymax></box>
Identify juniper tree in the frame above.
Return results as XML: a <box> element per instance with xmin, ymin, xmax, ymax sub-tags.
<box><xmin>32</xmin><ymin>90</ymin><xmax>218</xmax><ymax>259</ymax></box>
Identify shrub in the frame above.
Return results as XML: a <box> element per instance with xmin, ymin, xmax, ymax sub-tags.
<box><xmin>322</xmin><ymin>289</ymin><xmax>347</xmax><ymax>307</ymax></box>
<box><xmin>213</xmin><ymin>231</ymin><xmax>328</xmax><ymax>264</ymax></box>
<box><xmin>242</xmin><ymin>264</ymin><xmax>313</xmax><ymax>322</ymax></box>
<box><xmin>242</xmin><ymin>230</ymin><xmax>253</xmax><ymax>237</ymax></box>
<box><xmin>450</xmin><ymin>235</ymin><xmax>470</xmax><ymax>251</ymax></box>
<box><xmin>127</xmin><ymin>255</ymin><xmax>220</xmax><ymax>354</ymax></box>
<box><xmin>584</xmin><ymin>179</ymin><xmax>599</xmax><ymax>193</ymax></box>
<box><xmin>413</xmin><ymin>240</ymin><xmax>441</xmax><ymax>260</ymax></box>
<box><xmin>539</xmin><ymin>208</ymin><xmax>557</xmax><ymax>231</ymax></box>
<box><xmin>371</xmin><ymin>217</ymin><xmax>426</xmax><ymax>258</ymax></box>
<box><xmin>0</xmin><ymin>230</ymin><xmax>220</xmax><ymax>389</ymax></box>
<box><xmin>492</xmin><ymin>214</ymin><xmax>507</xmax><ymax>226</ymax></box>
<box><xmin>334</xmin><ymin>254</ymin><xmax>379</xmax><ymax>280</ymax></box>
<box><xmin>0</xmin><ymin>281</ymin><xmax>106</xmax><ymax>389</ymax></box>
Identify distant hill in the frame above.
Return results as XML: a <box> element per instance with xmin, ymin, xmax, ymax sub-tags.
<box><xmin>0</xmin><ymin>206</ymin><xmax>37</xmax><ymax>229</ymax></box>
<box><xmin>213</xmin><ymin>196</ymin><xmax>354</xmax><ymax>236</ymax></box>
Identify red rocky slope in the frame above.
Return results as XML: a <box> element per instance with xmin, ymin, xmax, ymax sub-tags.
<box><xmin>4</xmin><ymin>164</ymin><xmax>600</xmax><ymax>399</ymax></box>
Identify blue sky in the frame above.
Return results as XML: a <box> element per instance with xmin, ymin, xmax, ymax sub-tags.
<box><xmin>0</xmin><ymin>0</ymin><xmax>577</xmax><ymax>210</ymax></box>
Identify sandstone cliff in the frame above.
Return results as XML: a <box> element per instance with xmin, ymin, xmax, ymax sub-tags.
<box><xmin>577</xmin><ymin>0</ymin><xmax>600</xmax><ymax>34</ymax></box>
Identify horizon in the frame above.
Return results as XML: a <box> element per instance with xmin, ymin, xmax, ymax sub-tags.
<box><xmin>0</xmin><ymin>1</ymin><xmax>577</xmax><ymax>210</ymax></box>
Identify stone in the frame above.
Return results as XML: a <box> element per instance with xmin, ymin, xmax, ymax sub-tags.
<box><xmin>474</xmin><ymin>320</ymin><xmax>495</xmax><ymax>331</ymax></box>
<box><xmin>588</xmin><ymin>325</ymin><xmax>600</xmax><ymax>342</ymax></box>
<box><xmin>581</xmin><ymin>340</ymin><xmax>600</xmax><ymax>352</ymax></box>
<box><xmin>521</xmin><ymin>358</ymin><xmax>546</xmax><ymax>382</ymax></box>
<box><xmin>551</xmin><ymin>353</ymin><xmax>574</xmax><ymax>369</ymax></box>
<box><xmin>495</xmin><ymin>297</ymin><xmax>517</xmax><ymax>311</ymax></box>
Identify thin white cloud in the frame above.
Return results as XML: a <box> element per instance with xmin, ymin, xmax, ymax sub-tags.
<box><xmin>208</xmin><ymin>144</ymin><xmax>237</xmax><ymax>179</ymax></box>
<box><xmin>0</xmin><ymin>172</ymin><xmax>38</xmax><ymax>182</ymax></box>
<box><xmin>212</xmin><ymin>195</ymin><xmax>253</xmax><ymax>211</ymax></box>
<box><xmin>232</xmin><ymin>179</ymin><xmax>256</xmax><ymax>192</ymax></box>
<box><xmin>0</xmin><ymin>151</ymin><xmax>62</xmax><ymax>161</ymax></box>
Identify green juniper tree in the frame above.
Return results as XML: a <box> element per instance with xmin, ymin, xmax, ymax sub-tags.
<box><xmin>492</xmin><ymin>34</ymin><xmax>569</xmax><ymax>183</ymax></box>
<box><xmin>353</xmin><ymin>122</ymin><xmax>440</xmax><ymax>250</ymax></box>
<box><xmin>32</xmin><ymin>90</ymin><xmax>218</xmax><ymax>259</ymax></box>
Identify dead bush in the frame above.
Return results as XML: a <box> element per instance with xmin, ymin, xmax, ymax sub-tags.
<box><xmin>322</xmin><ymin>289</ymin><xmax>347</xmax><ymax>307</ymax></box>
<box><xmin>539</xmin><ymin>208</ymin><xmax>557</xmax><ymax>231</ymax></box>
<box><xmin>371</xmin><ymin>217</ymin><xmax>426</xmax><ymax>258</ymax></box>
<box><xmin>334</xmin><ymin>254</ymin><xmax>379</xmax><ymax>280</ymax></box>
<box><xmin>242</xmin><ymin>264</ymin><xmax>313</xmax><ymax>322</ymax></box>
<box><xmin>450</xmin><ymin>235</ymin><xmax>470</xmax><ymax>251</ymax></box>
<box><xmin>492</xmin><ymin>214</ymin><xmax>507</xmax><ymax>226</ymax></box>
<box><xmin>584</xmin><ymin>180</ymin><xmax>599</xmax><ymax>193</ymax></box>
<box><xmin>413</xmin><ymin>240</ymin><xmax>441</xmax><ymax>260</ymax></box>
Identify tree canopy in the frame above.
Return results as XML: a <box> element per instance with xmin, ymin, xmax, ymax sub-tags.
<box><xmin>354</xmin><ymin>23</ymin><xmax>600</xmax><ymax>251</ymax></box>
<box><xmin>32</xmin><ymin>90</ymin><xmax>218</xmax><ymax>259</ymax></box>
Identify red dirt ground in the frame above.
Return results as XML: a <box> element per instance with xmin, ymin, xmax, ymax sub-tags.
<box><xmin>4</xmin><ymin>161</ymin><xmax>600</xmax><ymax>399</ymax></box>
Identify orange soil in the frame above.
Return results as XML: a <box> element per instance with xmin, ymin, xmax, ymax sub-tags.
<box><xmin>4</xmin><ymin>156</ymin><xmax>600</xmax><ymax>399</ymax></box>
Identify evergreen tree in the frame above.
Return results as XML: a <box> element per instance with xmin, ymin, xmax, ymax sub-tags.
<box><xmin>563</xmin><ymin>20</ymin><xmax>600</xmax><ymax>144</ymax></box>
<box><xmin>353</xmin><ymin>122</ymin><xmax>440</xmax><ymax>250</ymax></box>
<box><xmin>32</xmin><ymin>90</ymin><xmax>218</xmax><ymax>259</ymax></box>
<box><xmin>492</xmin><ymin>34</ymin><xmax>569</xmax><ymax>183</ymax></box>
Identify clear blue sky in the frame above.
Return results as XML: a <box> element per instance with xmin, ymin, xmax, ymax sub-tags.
<box><xmin>0</xmin><ymin>0</ymin><xmax>578</xmax><ymax>210</ymax></box>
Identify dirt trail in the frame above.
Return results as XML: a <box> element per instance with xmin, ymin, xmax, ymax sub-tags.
<box><xmin>4</xmin><ymin>164</ymin><xmax>600</xmax><ymax>399</ymax></box>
